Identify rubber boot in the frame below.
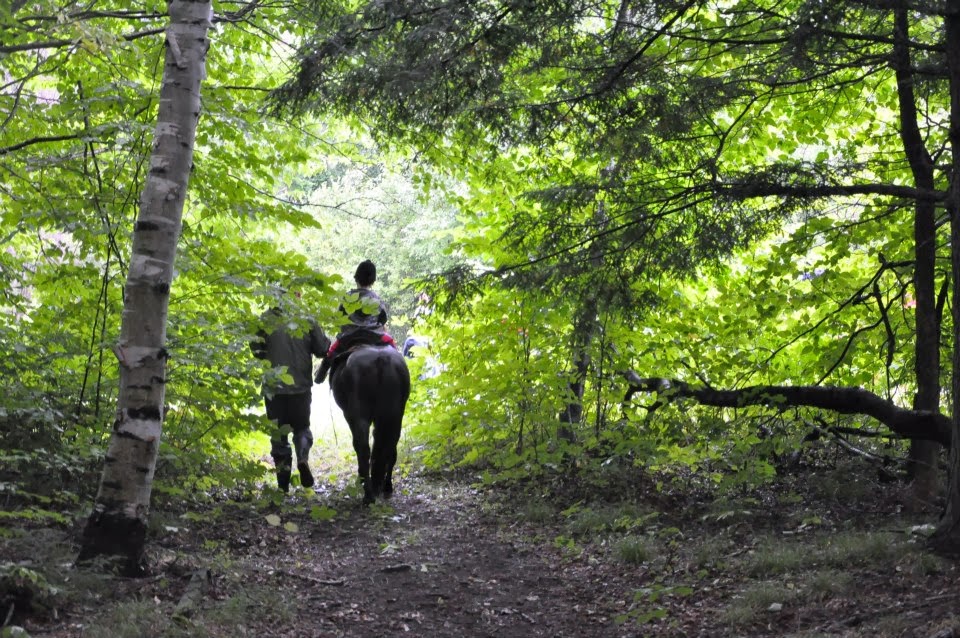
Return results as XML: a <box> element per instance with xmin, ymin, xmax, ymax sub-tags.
<box><xmin>276</xmin><ymin>459</ymin><xmax>292</xmax><ymax>493</ymax></box>
<box><xmin>295</xmin><ymin>440</ymin><xmax>314</xmax><ymax>489</ymax></box>
<box><xmin>298</xmin><ymin>462</ymin><xmax>314</xmax><ymax>489</ymax></box>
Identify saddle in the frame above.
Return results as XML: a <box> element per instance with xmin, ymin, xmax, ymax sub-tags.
<box><xmin>329</xmin><ymin>330</ymin><xmax>396</xmax><ymax>380</ymax></box>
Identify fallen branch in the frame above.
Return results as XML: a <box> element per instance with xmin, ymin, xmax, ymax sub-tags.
<box><xmin>622</xmin><ymin>372</ymin><xmax>950</xmax><ymax>446</ymax></box>
<box><xmin>277</xmin><ymin>569</ymin><xmax>346</xmax><ymax>586</ymax></box>
<box><xmin>822</xmin><ymin>429</ymin><xmax>890</xmax><ymax>464</ymax></box>
<box><xmin>808</xmin><ymin>418</ymin><xmax>902</xmax><ymax>480</ymax></box>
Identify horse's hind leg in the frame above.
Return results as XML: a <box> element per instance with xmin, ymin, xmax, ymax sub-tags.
<box><xmin>371</xmin><ymin>419</ymin><xmax>401</xmax><ymax>500</ymax></box>
<box><xmin>382</xmin><ymin>444</ymin><xmax>398</xmax><ymax>498</ymax></box>
<box><xmin>382</xmin><ymin>425</ymin><xmax>401</xmax><ymax>498</ymax></box>
<box><xmin>347</xmin><ymin>418</ymin><xmax>373</xmax><ymax>503</ymax></box>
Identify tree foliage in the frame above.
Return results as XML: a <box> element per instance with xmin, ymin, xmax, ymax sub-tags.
<box><xmin>0</xmin><ymin>1</ymin><xmax>343</xmax><ymax>512</ymax></box>
<box><xmin>284</xmin><ymin>148</ymin><xmax>462</xmax><ymax>343</ymax></box>
<box><xmin>276</xmin><ymin>0</ymin><xmax>943</xmax><ymax>292</ymax></box>
<box><xmin>275</xmin><ymin>0</ymin><xmax>956</xmax><ymax>503</ymax></box>
<box><xmin>5</xmin><ymin>0</ymin><xmax>960</xmax><ymax>559</ymax></box>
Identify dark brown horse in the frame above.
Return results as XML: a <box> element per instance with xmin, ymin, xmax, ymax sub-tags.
<box><xmin>330</xmin><ymin>344</ymin><xmax>410</xmax><ymax>504</ymax></box>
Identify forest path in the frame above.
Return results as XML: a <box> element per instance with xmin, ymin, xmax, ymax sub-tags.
<box><xmin>16</xmin><ymin>395</ymin><xmax>960</xmax><ymax>638</ymax></box>
<box><xmin>218</xmin><ymin>397</ymin><xmax>641</xmax><ymax>636</ymax></box>
<box><xmin>16</xmin><ymin>467</ymin><xmax>960</xmax><ymax>638</ymax></box>
<box><xmin>207</xmin><ymin>479</ymin><xmax>633</xmax><ymax>638</ymax></box>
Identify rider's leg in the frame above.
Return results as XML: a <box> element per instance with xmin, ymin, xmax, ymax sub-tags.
<box><xmin>315</xmin><ymin>340</ymin><xmax>339</xmax><ymax>384</ymax></box>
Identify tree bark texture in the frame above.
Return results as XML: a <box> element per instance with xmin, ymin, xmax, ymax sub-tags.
<box><xmin>557</xmin><ymin>300</ymin><xmax>596</xmax><ymax>442</ymax></box>
<box><xmin>78</xmin><ymin>0</ymin><xmax>211</xmax><ymax>575</ymax></box>
<box><xmin>558</xmin><ymin>200</ymin><xmax>609</xmax><ymax>440</ymax></box>
<box><xmin>893</xmin><ymin>3</ymin><xmax>942</xmax><ymax>503</ymax></box>
<box><xmin>932</xmin><ymin>0</ymin><xmax>960</xmax><ymax>553</ymax></box>
<box><xmin>622</xmin><ymin>373</ymin><xmax>950</xmax><ymax>446</ymax></box>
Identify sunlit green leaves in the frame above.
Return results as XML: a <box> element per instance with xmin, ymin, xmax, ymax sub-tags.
<box><xmin>0</xmin><ymin>1</ymin><xmax>345</xmax><ymax>494</ymax></box>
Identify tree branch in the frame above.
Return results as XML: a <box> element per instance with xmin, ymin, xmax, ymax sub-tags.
<box><xmin>0</xmin><ymin>134</ymin><xmax>82</xmax><ymax>156</ymax></box>
<box><xmin>0</xmin><ymin>26</ymin><xmax>165</xmax><ymax>54</ymax></box>
<box><xmin>713</xmin><ymin>180</ymin><xmax>946</xmax><ymax>203</ymax></box>
<box><xmin>622</xmin><ymin>372</ymin><xmax>951</xmax><ymax>446</ymax></box>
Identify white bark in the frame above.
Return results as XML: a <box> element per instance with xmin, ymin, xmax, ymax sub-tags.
<box><xmin>79</xmin><ymin>0</ymin><xmax>212</xmax><ymax>574</ymax></box>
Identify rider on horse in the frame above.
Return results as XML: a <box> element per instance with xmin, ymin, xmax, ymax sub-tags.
<box><xmin>314</xmin><ymin>259</ymin><xmax>396</xmax><ymax>384</ymax></box>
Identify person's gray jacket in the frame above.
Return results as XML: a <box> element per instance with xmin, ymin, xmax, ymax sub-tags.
<box><xmin>337</xmin><ymin>288</ymin><xmax>388</xmax><ymax>338</ymax></box>
<box><xmin>251</xmin><ymin>308</ymin><xmax>329</xmax><ymax>394</ymax></box>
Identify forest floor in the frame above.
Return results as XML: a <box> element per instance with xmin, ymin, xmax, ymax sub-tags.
<box><xmin>5</xmin><ymin>451</ymin><xmax>960</xmax><ymax>638</ymax></box>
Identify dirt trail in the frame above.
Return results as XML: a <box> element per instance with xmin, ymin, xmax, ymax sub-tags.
<box><xmin>197</xmin><ymin>470</ymin><xmax>960</xmax><ymax>638</ymax></box>
<box><xmin>236</xmin><ymin>483</ymin><xmax>627</xmax><ymax>638</ymax></box>
<box><xmin>16</xmin><ymin>464</ymin><xmax>960</xmax><ymax>638</ymax></box>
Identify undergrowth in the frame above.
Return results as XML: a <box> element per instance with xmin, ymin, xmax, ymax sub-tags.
<box><xmin>0</xmin><ymin>449</ymin><xmax>953</xmax><ymax>638</ymax></box>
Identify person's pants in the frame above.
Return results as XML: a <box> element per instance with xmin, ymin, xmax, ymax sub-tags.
<box><xmin>265</xmin><ymin>392</ymin><xmax>313</xmax><ymax>485</ymax></box>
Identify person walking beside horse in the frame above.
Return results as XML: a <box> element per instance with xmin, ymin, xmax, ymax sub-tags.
<box><xmin>251</xmin><ymin>291</ymin><xmax>329</xmax><ymax>492</ymax></box>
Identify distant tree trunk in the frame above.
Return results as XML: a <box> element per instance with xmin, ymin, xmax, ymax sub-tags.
<box><xmin>931</xmin><ymin>0</ymin><xmax>960</xmax><ymax>553</ymax></box>
<box><xmin>77</xmin><ymin>0</ymin><xmax>212</xmax><ymax>575</ymax></box>
<box><xmin>558</xmin><ymin>302</ymin><xmax>595</xmax><ymax>442</ymax></box>
<box><xmin>558</xmin><ymin>197</ymin><xmax>609</xmax><ymax>442</ymax></box>
<box><xmin>893</xmin><ymin>4</ymin><xmax>942</xmax><ymax>505</ymax></box>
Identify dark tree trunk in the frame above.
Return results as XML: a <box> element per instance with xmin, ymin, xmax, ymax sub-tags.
<box><xmin>559</xmin><ymin>348</ymin><xmax>589</xmax><ymax>427</ymax></box>
<box><xmin>558</xmin><ymin>198</ymin><xmax>609</xmax><ymax>441</ymax></box>
<box><xmin>558</xmin><ymin>301</ymin><xmax>597</xmax><ymax>443</ymax></box>
<box><xmin>893</xmin><ymin>3</ymin><xmax>942</xmax><ymax>506</ymax></box>
<box><xmin>931</xmin><ymin>0</ymin><xmax>960</xmax><ymax>553</ymax></box>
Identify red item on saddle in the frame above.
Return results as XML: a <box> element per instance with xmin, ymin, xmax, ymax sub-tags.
<box><xmin>326</xmin><ymin>339</ymin><xmax>339</xmax><ymax>359</ymax></box>
<box><xmin>326</xmin><ymin>333</ymin><xmax>397</xmax><ymax>359</ymax></box>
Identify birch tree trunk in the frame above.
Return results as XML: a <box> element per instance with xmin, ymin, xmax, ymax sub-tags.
<box><xmin>78</xmin><ymin>0</ymin><xmax>212</xmax><ymax>575</ymax></box>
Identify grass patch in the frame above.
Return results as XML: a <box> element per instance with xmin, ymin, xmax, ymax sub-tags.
<box><xmin>204</xmin><ymin>583</ymin><xmax>296</xmax><ymax>628</ymax></box>
<box><xmin>82</xmin><ymin>601</ymin><xmax>201</xmax><ymax>638</ymax></box>
<box><xmin>818</xmin><ymin>531</ymin><xmax>899</xmax><ymax>567</ymax></box>
<box><xmin>80</xmin><ymin>583</ymin><xmax>296</xmax><ymax>638</ymax></box>
<box><xmin>566</xmin><ymin>507</ymin><xmax>619</xmax><ymax>536</ymax></box>
<box><xmin>744</xmin><ymin>530</ymin><xmax>905</xmax><ymax>579</ymax></box>
<box><xmin>802</xmin><ymin>569</ymin><xmax>853</xmax><ymax>601</ymax></box>
<box><xmin>721</xmin><ymin>581</ymin><xmax>797</xmax><ymax>627</ymax></box>
<box><xmin>616</xmin><ymin>535</ymin><xmax>657</xmax><ymax>564</ymax></box>
<box><xmin>563</xmin><ymin>501</ymin><xmax>657</xmax><ymax>536</ymax></box>
<box><xmin>871</xmin><ymin>612</ymin><xmax>916</xmax><ymax>636</ymax></box>
<box><xmin>690</xmin><ymin>536</ymin><xmax>732</xmax><ymax>570</ymax></box>
<box><xmin>700</xmin><ymin>497</ymin><xmax>760</xmax><ymax>526</ymax></box>
<box><xmin>518</xmin><ymin>500</ymin><xmax>555</xmax><ymax>524</ymax></box>
<box><xmin>744</xmin><ymin>540</ymin><xmax>807</xmax><ymax>577</ymax></box>
<box><xmin>900</xmin><ymin>548</ymin><xmax>952</xmax><ymax>576</ymax></box>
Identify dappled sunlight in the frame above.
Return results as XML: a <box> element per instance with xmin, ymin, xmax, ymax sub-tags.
<box><xmin>309</xmin><ymin>385</ymin><xmax>354</xmax><ymax>462</ymax></box>
<box><xmin>5</xmin><ymin>0</ymin><xmax>960</xmax><ymax>633</ymax></box>
<box><xmin>229</xmin><ymin>387</ymin><xmax>364</xmax><ymax>493</ymax></box>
